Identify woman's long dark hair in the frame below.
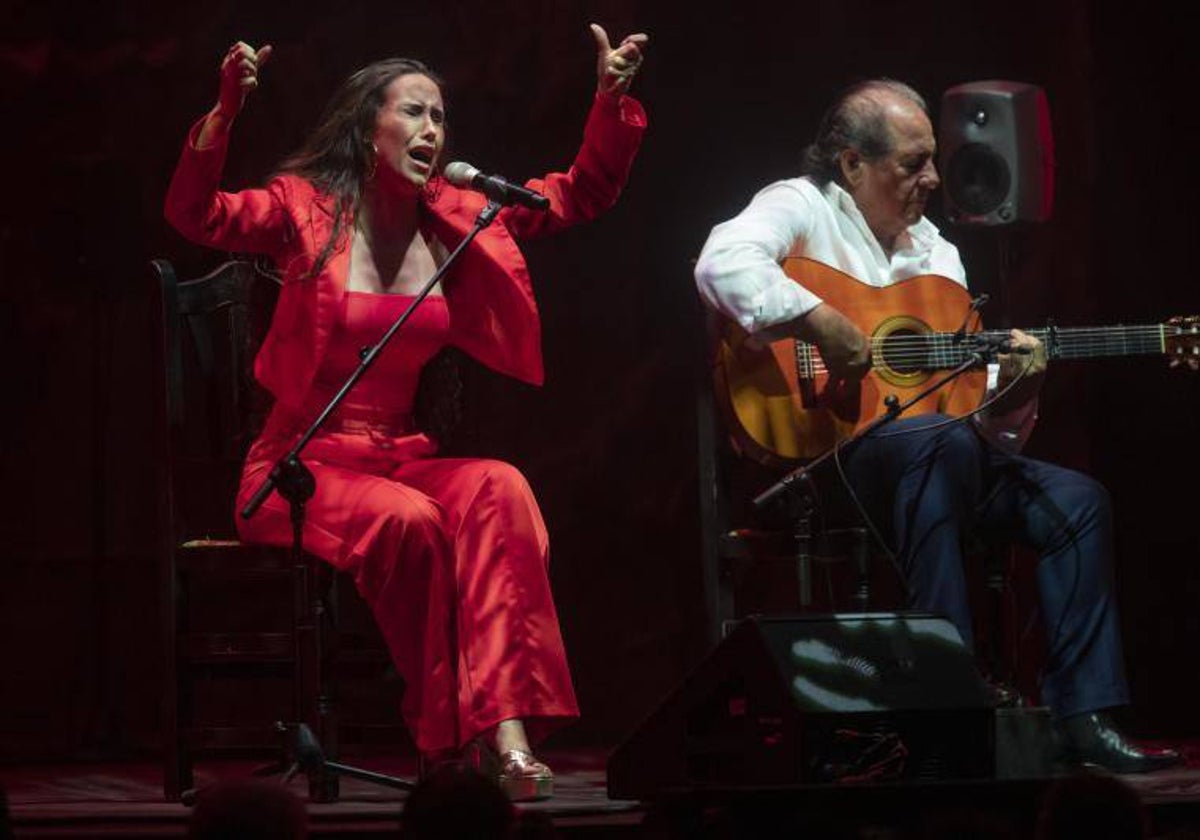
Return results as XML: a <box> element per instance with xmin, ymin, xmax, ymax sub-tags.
<box><xmin>277</xmin><ymin>58</ymin><xmax>444</xmax><ymax>278</ymax></box>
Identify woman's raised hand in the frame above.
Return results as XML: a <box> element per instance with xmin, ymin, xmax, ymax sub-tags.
<box><xmin>590</xmin><ymin>24</ymin><xmax>648</xmax><ymax>97</ymax></box>
<box><xmin>217</xmin><ymin>41</ymin><xmax>274</xmax><ymax>118</ymax></box>
<box><xmin>197</xmin><ymin>42</ymin><xmax>273</xmax><ymax>148</ymax></box>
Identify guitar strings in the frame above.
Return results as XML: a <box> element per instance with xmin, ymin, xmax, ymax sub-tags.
<box><xmin>793</xmin><ymin>326</ymin><xmax>1168</xmax><ymax>373</ymax></box>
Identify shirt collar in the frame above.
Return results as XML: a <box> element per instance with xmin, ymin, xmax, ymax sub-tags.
<box><xmin>821</xmin><ymin>180</ymin><xmax>940</xmax><ymax>257</ymax></box>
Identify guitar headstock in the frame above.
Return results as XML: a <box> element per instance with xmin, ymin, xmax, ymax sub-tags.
<box><xmin>1167</xmin><ymin>316</ymin><xmax>1200</xmax><ymax>370</ymax></box>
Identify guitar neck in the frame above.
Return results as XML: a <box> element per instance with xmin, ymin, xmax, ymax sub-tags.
<box><xmin>976</xmin><ymin>324</ymin><xmax>1166</xmax><ymax>361</ymax></box>
<box><xmin>831</xmin><ymin>324</ymin><xmax>1171</xmax><ymax>377</ymax></box>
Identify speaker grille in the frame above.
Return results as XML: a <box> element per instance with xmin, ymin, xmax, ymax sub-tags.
<box><xmin>946</xmin><ymin>143</ymin><xmax>1012</xmax><ymax>216</ymax></box>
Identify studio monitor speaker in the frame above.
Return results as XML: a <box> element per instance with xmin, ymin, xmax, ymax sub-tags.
<box><xmin>608</xmin><ymin>613</ymin><xmax>993</xmax><ymax>799</ymax></box>
<box><xmin>939</xmin><ymin>81</ymin><xmax>1054</xmax><ymax>226</ymax></box>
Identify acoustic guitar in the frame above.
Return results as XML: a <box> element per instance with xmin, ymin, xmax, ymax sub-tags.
<box><xmin>715</xmin><ymin>258</ymin><xmax>1200</xmax><ymax>467</ymax></box>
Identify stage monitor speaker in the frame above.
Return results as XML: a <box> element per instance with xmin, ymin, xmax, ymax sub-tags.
<box><xmin>939</xmin><ymin>81</ymin><xmax>1054</xmax><ymax>226</ymax></box>
<box><xmin>607</xmin><ymin>613</ymin><xmax>993</xmax><ymax>799</ymax></box>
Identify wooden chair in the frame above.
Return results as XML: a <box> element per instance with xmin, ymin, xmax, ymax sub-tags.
<box><xmin>696</xmin><ymin>306</ymin><xmax>872</xmax><ymax>644</ymax></box>
<box><xmin>151</xmin><ymin>258</ymin><xmax>341</xmax><ymax>802</ymax></box>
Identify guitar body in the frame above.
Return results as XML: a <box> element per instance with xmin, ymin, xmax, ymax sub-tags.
<box><xmin>715</xmin><ymin>258</ymin><xmax>988</xmax><ymax>466</ymax></box>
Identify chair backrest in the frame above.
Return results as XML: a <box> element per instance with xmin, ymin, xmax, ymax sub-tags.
<box><xmin>697</xmin><ymin>306</ymin><xmax>791</xmax><ymax>528</ymax></box>
<box><xmin>151</xmin><ymin>259</ymin><xmax>279</xmax><ymax>542</ymax></box>
<box><xmin>698</xmin><ymin>303</ymin><xmax>876</xmax><ymax>631</ymax></box>
<box><xmin>697</xmin><ymin>305</ymin><xmax>791</xmax><ymax>640</ymax></box>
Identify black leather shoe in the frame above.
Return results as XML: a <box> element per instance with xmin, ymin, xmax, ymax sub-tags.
<box><xmin>1057</xmin><ymin>712</ymin><xmax>1183</xmax><ymax>774</ymax></box>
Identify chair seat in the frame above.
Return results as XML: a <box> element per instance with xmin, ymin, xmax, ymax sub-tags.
<box><xmin>178</xmin><ymin>540</ymin><xmax>306</xmax><ymax>575</ymax></box>
<box><xmin>716</xmin><ymin>524</ymin><xmax>872</xmax><ymax>615</ymax></box>
<box><xmin>718</xmin><ymin>526</ymin><xmax>868</xmax><ymax>563</ymax></box>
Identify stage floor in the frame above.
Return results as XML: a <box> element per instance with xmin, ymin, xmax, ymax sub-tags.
<box><xmin>4</xmin><ymin>745</ymin><xmax>1200</xmax><ymax>838</ymax></box>
<box><xmin>1</xmin><ymin>750</ymin><xmax>641</xmax><ymax>838</ymax></box>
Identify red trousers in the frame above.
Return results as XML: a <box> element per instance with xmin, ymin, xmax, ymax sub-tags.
<box><xmin>235</xmin><ymin>411</ymin><xmax>579</xmax><ymax>753</ymax></box>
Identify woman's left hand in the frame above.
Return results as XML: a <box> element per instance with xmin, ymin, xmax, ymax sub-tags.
<box><xmin>590</xmin><ymin>23</ymin><xmax>648</xmax><ymax>97</ymax></box>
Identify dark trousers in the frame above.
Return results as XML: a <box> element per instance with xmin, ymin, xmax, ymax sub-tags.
<box><xmin>837</xmin><ymin>414</ymin><xmax>1129</xmax><ymax>719</ymax></box>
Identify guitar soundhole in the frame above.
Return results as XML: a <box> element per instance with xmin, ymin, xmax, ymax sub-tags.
<box><xmin>878</xmin><ymin>329</ymin><xmax>931</xmax><ymax>375</ymax></box>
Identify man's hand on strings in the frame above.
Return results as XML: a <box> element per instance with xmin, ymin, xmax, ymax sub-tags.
<box><xmin>801</xmin><ymin>303</ymin><xmax>872</xmax><ymax>383</ymax></box>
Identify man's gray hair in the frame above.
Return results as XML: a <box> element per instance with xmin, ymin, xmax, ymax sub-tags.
<box><xmin>800</xmin><ymin>79</ymin><xmax>928</xmax><ymax>187</ymax></box>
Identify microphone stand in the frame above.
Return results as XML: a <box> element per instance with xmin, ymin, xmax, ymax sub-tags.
<box><xmin>237</xmin><ymin>198</ymin><xmax>504</xmax><ymax>800</ymax></box>
<box><xmin>752</xmin><ymin>343</ymin><xmax>1000</xmax><ymax>610</ymax></box>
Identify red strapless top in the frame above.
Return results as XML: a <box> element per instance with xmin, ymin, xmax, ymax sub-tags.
<box><xmin>311</xmin><ymin>292</ymin><xmax>450</xmax><ymax>434</ymax></box>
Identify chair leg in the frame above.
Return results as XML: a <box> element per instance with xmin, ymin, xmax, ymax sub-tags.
<box><xmin>794</xmin><ymin>500</ymin><xmax>814</xmax><ymax>609</ymax></box>
<box><xmin>296</xmin><ymin>559</ymin><xmax>339</xmax><ymax>802</ymax></box>
<box><xmin>985</xmin><ymin>547</ymin><xmax>1015</xmax><ymax>686</ymax></box>
<box><xmin>163</xmin><ymin>701</ymin><xmax>187</xmax><ymax>801</ymax></box>
<box><xmin>164</xmin><ymin>646</ymin><xmax>182</xmax><ymax>799</ymax></box>
<box><xmin>164</xmin><ymin>566</ymin><xmax>192</xmax><ymax>801</ymax></box>
<box><xmin>850</xmin><ymin>528</ymin><xmax>870</xmax><ymax>612</ymax></box>
<box><xmin>717</xmin><ymin>559</ymin><xmax>738</xmax><ymax>638</ymax></box>
<box><xmin>315</xmin><ymin>568</ymin><xmax>340</xmax><ymax>802</ymax></box>
<box><xmin>174</xmin><ymin>673</ymin><xmax>196</xmax><ymax>800</ymax></box>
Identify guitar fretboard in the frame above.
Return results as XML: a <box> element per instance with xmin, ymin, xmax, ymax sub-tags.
<box><xmin>796</xmin><ymin>324</ymin><xmax>1171</xmax><ymax>377</ymax></box>
<box><xmin>993</xmin><ymin>325</ymin><xmax>1164</xmax><ymax>360</ymax></box>
<box><xmin>922</xmin><ymin>324</ymin><xmax>1166</xmax><ymax>370</ymax></box>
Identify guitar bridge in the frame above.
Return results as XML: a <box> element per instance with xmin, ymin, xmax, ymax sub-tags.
<box><xmin>795</xmin><ymin>340</ymin><xmax>817</xmax><ymax>407</ymax></box>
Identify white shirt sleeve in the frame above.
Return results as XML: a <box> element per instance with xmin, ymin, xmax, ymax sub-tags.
<box><xmin>694</xmin><ymin>181</ymin><xmax>824</xmax><ymax>336</ymax></box>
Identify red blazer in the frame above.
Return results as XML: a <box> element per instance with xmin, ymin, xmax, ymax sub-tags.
<box><xmin>165</xmin><ymin>93</ymin><xmax>647</xmax><ymax>411</ymax></box>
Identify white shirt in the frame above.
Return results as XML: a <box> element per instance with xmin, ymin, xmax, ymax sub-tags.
<box><xmin>694</xmin><ymin>176</ymin><xmax>1036</xmax><ymax>452</ymax></box>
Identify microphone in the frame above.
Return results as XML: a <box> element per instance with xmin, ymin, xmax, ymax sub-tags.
<box><xmin>442</xmin><ymin>161</ymin><xmax>550</xmax><ymax>211</ymax></box>
<box><xmin>952</xmin><ymin>293</ymin><xmax>990</xmax><ymax>344</ymax></box>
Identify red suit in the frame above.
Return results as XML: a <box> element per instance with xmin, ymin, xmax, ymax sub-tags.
<box><xmin>165</xmin><ymin>92</ymin><xmax>647</xmax><ymax>753</ymax></box>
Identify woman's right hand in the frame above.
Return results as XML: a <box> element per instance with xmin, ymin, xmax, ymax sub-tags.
<box><xmin>590</xmin><ymin>24</ymin><xmax>648</xmax><ymax>97</ymax></box>
<box><xmin>216</xmin><ymin>41</ymin><xmax>273</xmax><ymax>119</ymax></box>
<box><xmin>198</xmin><ymin>42</ymin><xmax>272</xmax><ymax>149</ymax></box>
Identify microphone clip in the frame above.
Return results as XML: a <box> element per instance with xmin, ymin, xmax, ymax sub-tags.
<box><xmin>966</xmin><ymin>332</ymin><xmax>1032</xmax><ymax>363</ymax></box>
<box><xmin>952</xmin><ymin>293</ymin><xmax>990</xmax><ymax>344</ymax></box>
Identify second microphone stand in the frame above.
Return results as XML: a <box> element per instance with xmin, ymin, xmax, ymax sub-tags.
<box><xmin>238</xmin><ymin>199</ymin><xmax>504</xmax><ymax>800</ymax></box>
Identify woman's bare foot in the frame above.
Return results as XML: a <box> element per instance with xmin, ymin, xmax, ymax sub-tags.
<box><xmin>494</xmin><ymin>719</ymin><xmax>530</xmax><ymax>754</ymax></box>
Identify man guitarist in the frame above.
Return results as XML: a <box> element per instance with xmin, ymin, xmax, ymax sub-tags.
<box><xmin>694</xmin><ymin>79</ymin><xmax>1180</xmax><ymax>773</ymax></box>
